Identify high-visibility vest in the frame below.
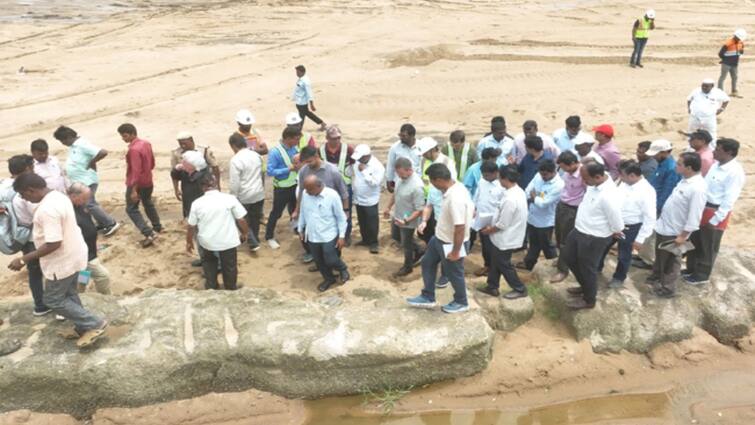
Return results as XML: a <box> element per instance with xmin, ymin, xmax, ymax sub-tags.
<box><xmin>320</xmin><ymin>144</ymin><xmax>351</xmax><ymax>184</ymax></box>
<box><xmin>272</xmin><ymin>144</ymin><xmax>297</xmax><ymax>188</ymax></box>
<box><xmin>722</xmin><ymin>37</ymin><xmax>744</xmax><ymax>58</ymax></box>
<box><xmin>421</xmin><ymin>158</ymin><xmax>432</xmax><ymax>197</ymax></box>
<box><xmin>635</xmin><ymin>17</ymin><xmax>651</xmax><ymax>39</ymax></box>
<box><xmin>444</xmin><ymin>143</ymin><xmax>469</xmax><ymax>180</ymax></box>
<box><xmin>299</xmin><ymin>132</ymin><xmax>314</xmax><ymax>150</ymax></box>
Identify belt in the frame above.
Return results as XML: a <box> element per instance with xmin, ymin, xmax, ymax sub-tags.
<box><xmin>705</xmin><ymin>202</ymin><xmax>719</xmax><ymax>209</ymax></box>
<box><xmin>559</xmin><ymin>202</ymin><xmax>578</xmax><ymax>209</ymax></box>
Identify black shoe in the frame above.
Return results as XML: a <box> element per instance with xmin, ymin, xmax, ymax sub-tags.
<box><xmin>394</xmin><ymin>266</ymin><xmax>413</xmax><ymax>277</ymax></box>
<box><xmin>317</xmin><ymin>280</ymin><xmax>335</xmax><ymax>292</ymax></box>
<box><xmin>369</xmin><ymin>244</ymin><xmax>379</xmax><ymax>254</ymax></box>
<box><xmin>566</xmin><ymin>298</ymin><xmax>595</xmax><ymax>310</ymax></box>
<box><xmin>566</xmin><ymin>287</ymin><xmax>583</xmax><ymax>296</ymax></box>
<box><xmin>631</xmin><ymin>258</ymin><xmax>653</xmax><ymax>270</ymax></box>
<box><xmin>191</xmin><ymin>259</ymin><xmax>203</xmax><ymax>267</ymax></box>
<box><xmin>355</xmin><ymin>241</ymin><xmax>370</xmax><ymax>247</ymax></box>
<box><xmin>514</xmin><ymin>261</ymin><xmax>533</xmax><ymax>271</ymax></box>
<box><xmin>344</xmin><ymin>237</ymin><xmax>352</xmax><ymax>247</ymax></box>
<box><xmin>636</xmin><ymin>63</ymin><xmax>644</xmax><ymax>68</ymax></box>
<box><xmin>503</xmin><ymin>290</ymin><xmax>528</xmax><ymax>300</ymax></box>
<box><xmin>412</xmin><ymin>250</ymin><xmax>425</xmax><ymax>266</ymax></box>
<box><xmin>476</xmin><ymin>285</ymin><xmax>500</xmax><ymax>297</ymax></box>
<box><xmin>340</xmin><ymin>270</ymin><xmax>350</xmax><ymax>284</ymax></box>
<box><xmin>308</xmin><ymin>265</ymin><xmax>319</xmax><ymax>273</ymax></box>
<box><xmin>653</xmin><ymin>287</ymin><xmax>677</xmax><ymax>298</ymax></box>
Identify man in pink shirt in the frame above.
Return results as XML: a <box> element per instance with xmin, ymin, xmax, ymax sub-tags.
<box><xmin>118</xmin><ymin>123</ymin><xmax>162</xmax><ymax>247</ymax></box>
<box><xmin>688</xmin><ymin>130</ymin><xmax>715</xmax><ymax>176</ymax></box>
<box><xmin>8</xmin><ymin>173</ymin><xmax>107</xmax><ymax>348</ymax></box>
<box><xmin>30</xmin><ymin>139</ymin><xmax>67</xmax><ymax>193</ymax></box>
<box><xmin>592</xmin><ymin>124</ymin><xmax>621</xmax><ymax>179</ymax></box>
<box><xmin>551</xmin><ymin>151</ymin><xmax>586</xmax><ymax>283</ymax></box>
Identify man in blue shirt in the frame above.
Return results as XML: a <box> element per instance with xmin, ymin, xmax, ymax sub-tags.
<box><xmin>519</xmin><ymin>160</ymin><xmax>564</xmax><ymax>270</ymax></box>
<box><xmin>463</xmin><ymin>147</ymin><xmax>501</xmax><ymax>198</ymax></box>
<box><xmin>265</xmin><ymin>127</ymin><xmax>304</xmax><ymax>250</ymax></box>
<box><xmin>645</xmin><ymin>139</ymin><xmax>680</xmax><ymax>214</ymax></box>
<box><xmin>552</xmin><ymin>115</ymin><xmax>584</xmax><ymax>154</ymax></box>
<box><xmin>292</xmin><ymin>65</ymin><xmax>326</xmax><ymax>131</ymax></box>
<box><xmin>517</xmin><ymin>136</ymin><xmax>554</xmax><ymax>189</ymax></box>
<box><xmin>476</xmin><ymin>118</ymin><xmax>514</xmax><ymax>165</ymax></box>
<box><xmin>298</xmin><ymin>175</ymin><xmax>349</xmax><ymax>292</ymax></box>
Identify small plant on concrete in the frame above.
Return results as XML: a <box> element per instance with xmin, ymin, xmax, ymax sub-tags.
<box><xmin>361</xmin><ymin>385</ymin><xmax>413</xmax><ymax>415</ymax></box>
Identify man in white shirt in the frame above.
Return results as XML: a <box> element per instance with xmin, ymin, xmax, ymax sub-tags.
<box><xmin>552</xmin><ymin>115</ymin><xmax>585</xmax><ymax>154</ymax></box>
<box><xmin>30</xmin><ymin>139</ymin><xmax>66</xmax><ymax>193</ymax></box>
<box><xmin>477</xmin><ymin>165</ymin><xmax>529</xmax><ymax>299</ymax></box>
<box><xmin>385</xmin><ymin>124</ymin><xmax>422</xmax><ymax>193</ymax></box>
<box><xmin>685</xmin><ymin>138</ymin><xmax>745</xmax><ymax>284</ymax></box>
<box><xmin>228</xmin><ymin>133</ymin><xmax>265</xmax><ymax>252</ymax></box>
<box><xmin>562</xmin><ymin>161</ymin><xmax>624</xmax><ymax>309</ymax></box>
<box><xmin>472</xmin><ymin>161</ymin><xmax>505</xmax><ymax>277</ymax></box>
<box><xmin>596</xmin><ymin>160</ymin><xmax>656</xmax><ymax>288</ymax></box>
<box><xmin>407</xmin><ymin>163</ymin><xmax>474</xmax><ymax>314</ymax></box>
<box><xmin>292</xmin><ymin>64</ymin><xmax>326</xmax><ymax>131</ymax></box>
<box><xmin>687</xmin><ymin>78</ymin><xmax>730</xmax><ymax>146</ymax></box>
<box><xmin>187</xmin><ymin>174</ymin><xmax>249</xmax><ymax>290</ymax></box>
<box><xmin>351</xmin><ymin>144</ymin><xmax>384</xmax><ymax>254</ymax></box>
<box><xmin>648</xmin><ymin>152</ymin><xmax>707</xmax><ymax>298</ymax></box>
<box><xmin>574</xmin><ymin>136</ymin><xmax>605</xmax><ymax>165</ymax></box>
<box><xmin>512</xmin><ymin>120</ymin><xmax>560</xmax><ymax>164</ymax></box>
<box><xmin>476</xmin><ymin>118</ymin><xmax>515</xmax><ymax>166</ymax></box>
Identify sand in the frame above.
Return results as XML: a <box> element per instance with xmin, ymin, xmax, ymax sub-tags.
<box><xmin>0</xmin><ymin>0</ymin><xmax>754</xmax><ymax>423</ymax></box>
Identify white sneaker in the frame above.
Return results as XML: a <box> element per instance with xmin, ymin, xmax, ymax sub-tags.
<box><xmin>55</xmin><ymin>315</ymin><xmax>65</xmax><ymax>322</ymax></box>
<box><xmin>267</xmin><ymin>239</ymin><xmax>280</xmax><ymax>250</ymax></box>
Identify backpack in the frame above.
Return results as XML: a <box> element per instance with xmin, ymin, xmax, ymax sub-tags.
<box><xmin>0</xmin><ymin>181</ymin><xmax>32</xmax><ymax>255</ymax></box>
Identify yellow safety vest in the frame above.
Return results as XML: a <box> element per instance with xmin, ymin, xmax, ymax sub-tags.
<box><xmin>320</xmin><ymin>144</ymin><xmax>351</xmax><ymax>185</ymax></box>
<box><xmin>273</xmin><ymin>144</ymin><xmax>297</xmax><ymax>188</ymax></box>
<box><xmin>444</xmin><ymin>143</ymin><xmax>469</xmax><ymax>180</ymax></box>
<box><xmin>635</xmin><ymin>17</ymin><xmax>651</xmax><ymax>39</ymax></box>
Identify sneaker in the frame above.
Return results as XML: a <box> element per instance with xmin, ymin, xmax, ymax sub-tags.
<box><xmin>406</xmin><ymin>295</ymin><xmax>437</xmax><ymax>309</ymax></box>
<box><xmin>435</xmin><ymin>275</ymin><xmax>449</xmax><ymax>288</ymax></box>
<box><xmin>102</xmin><ymin>222</ymin><xmax>120</xmax><ymax>237</ymax></box>
<box><xmin>267</xmin><ymin>239</ymin><xmax>281</xmax><ymax>250</ymax></box>
<box><xmin>32</xmin><ymin>307</ymin><xmax>52</xmax><ymax>316</ymax></box>
<box><xmin>503</xmin><ymin>290</ymin><xmax>527</xmax><ymax>300</ymax></box>
<box><xmin>369</xmin><ymin>244</ymin><xmax>379</xmax><ymax>254</ymax></box>
<box><xmin>441</xmin><ymin>301</ymin><xmax>469</xmax><ymax>314</ymax></box>
<box><xmin>250</xmin><ymin>244</ymin><xmax>261</xmax><ymax>252</ymax></box>
<box><xmin>680</xmin><ymin>269</ymin><xmax>693</xmax><ymax>278</ymax></box>
<box><xmin>608</xmin><ymin>278</ymin><xmax>624</xmax><ymax>289</ymax></box>
<box><xmin>55</xmin><ymin>314</ymin><xmax>65</xmax><ymax>322</ymax></box>
<box><xmin>302</xmin><ymin>253</ymin><xmax>314</xmax><ymax>264</ymax></box>
<box><xmin>140</xmin><ymin>233</ymin><xmax>157</xmax><ymax>248</ymax></box>
<box><xmin>476</xmin><ymin>285</ymin><xmax>500</xmax><ymax>297</ymax></box>
<box><xmin>684</xmin><ymin>275</ymin><xmax>709</xmax><ymax>286</ymax></box>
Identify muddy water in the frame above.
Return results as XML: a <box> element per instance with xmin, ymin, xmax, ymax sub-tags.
<box><xmin>305</xmin><ymin>369</ymin><xmax>755</xmax><ymax>425</ymax></box>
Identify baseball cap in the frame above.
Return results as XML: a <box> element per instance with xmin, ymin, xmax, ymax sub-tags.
<box><xmin>417</xmin><ymin>137</ymin><xmax>438</xmax><ymax>155</ymax></box>
<box><xmin>285</xmin><ymin>112</ymin><xmax>302</xmax><ymax>126</ymax></box>
<box><xmin>592</xmin><ymin>124</ymin><xmax>614</xmax><ymax>138</ymax></box>
<box><xmin>176</xmin><ymin>131</ymin><xmax>192</xmax><ymax>140</ymax></box>
<box><xmin>235</xmin><ymin>109</ymin><xmax>255</xmax><ymax>125</ymax></box>
<box><xmin>645</xmin><ymin>139</ymin><xmax>673</xmax><ymax>155</ymax></box>
<box><xmin>573</xmin><ymin>133</ymin><xmax>595</xmax><ymax>145</ymax></box>
<box><xmin>352</xmin><ymin>144</ymin><xmax>371</xmax><ymax>160</ymax></box>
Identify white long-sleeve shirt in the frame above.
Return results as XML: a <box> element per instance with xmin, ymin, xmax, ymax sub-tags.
<box><xmin>229</xmin><ymin>149</ymin><xmax>265</xmax><ymax>204</ymax></box>
<box><xmin>352</xmin><ymin>156</ymin><xmax>385</xmax><ymax>206</ymax></box>
<box><xmin>616</xmin><ymin>178</ymin><xmax>656</xmax><ymax>244</ymax></box>
<box><xmin>473</xmin><ymin>178</ymin><xmax>505</xmax><ymax>216</ymax></box>
<box><xmin>575</xmin><ymin>178</ymin><xmax>624</xmax><ymax>238</ymax></box>
<box><xmin>489</xmin><ymin>185</ymin><xmax>528</xmax><ymax>251</ymax></box>
<box><xmin>34</xmin><ymin>156</ymin><xmax>66</xmax><ymax>193</ymax></box>
<box><xmin>705</xmin><ymin>159</ymin><xmax>745</xmax><ymax>226</ymax></box>
<box><xmin>655</xmin><ymin>174</ymin><xmax>707</xmax><ymax>237</ymax></box>
<box><xmin>385</xmin><ymin>140</ymin><xmax>421</xmax><ymax>183</ymax></box>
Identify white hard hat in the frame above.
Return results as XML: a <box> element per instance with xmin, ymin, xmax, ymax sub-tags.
<box><xmin>645</xmin><ymin>9</ymin><xmax>655</xmax><ymax>19</ymax></box>
<box><xmin>646</xmin><ymin>139</ymin><xmax>673</xmax><ymax>156</ymax></box>
<box><xmin>176</xmin><ymin>131</ymin><xmax>192</xmax><ymax>140</ymax></box>
<box><xmin>351</xmin><ymin>144</ymin><xmax>371</xmax><ymax>161</ymax></box>
<box><xmin>417</xmin><ymin>137</ymin><xmax>438</xmax><ymax>155</ymax></box>
<box><xmin>181</xmin><ymin>150</ymin><xmax>207</xmax><ymax>171</ymax></box>
<box><xmin>573</xmin><ymin>133</ymin><xmax>595</xmax><ymax>146</ymax></box>
<box><xmin>235</xmin><ymin>109</ymin><xmax>255</xmax><ymax>125</ymax></box>
<box><xmin>734</xmin><ymin>28</ymin><xmax>747</xmax><ymax>41</ymax></box>
<box><xmin>285</xmin><ymin>112</ymin><xmax>302</xmax><ymax>126</ymax></box>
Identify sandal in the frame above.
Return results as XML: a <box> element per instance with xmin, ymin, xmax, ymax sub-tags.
<box><xmin>76</xmin><ymin>320</ymin><xmax>108</xmax><ymax>348</ymax></box>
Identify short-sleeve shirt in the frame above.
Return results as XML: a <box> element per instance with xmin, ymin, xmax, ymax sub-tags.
<box><xmin>32</xmin><ymin>191</ymin><xmax>88</xmax><ymax>280</ymax></box>
<box><xmin>394</xmin><ymin>173</ymin><xmax>425</xmax><ymax>229</ymax></box>
<box><xmin>65</xmin><ymin>137</ymin><xmax>101</xmax><ymax>186</ymax></box>
<box><xmin>187</xmin><ymin>190</ymin><xmax>247</xmax><ymax>251</ymax></box>
<box><xmin>688</xmin><ymin>88</ymin><xmax>730</xmax><ymax>118</ymax></box>
<box><xmin>435</xmin><ymin>181</ymin><xmax>474</xmax><ymax>244</ymax></box>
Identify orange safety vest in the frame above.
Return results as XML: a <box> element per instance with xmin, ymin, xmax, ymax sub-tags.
<box><xmin>722</xmin><ymin>37</ymin><xmax>744</xmax><ymax>58</ymax></box>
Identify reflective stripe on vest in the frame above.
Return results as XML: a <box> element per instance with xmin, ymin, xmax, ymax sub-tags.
<box><xmin>421</xmin><ymin>158</ymin><xmax>432</xmax><ymax>197</ymax></box>
<box><xmin>445</xmin><ymin>143</ymin><xmax>469</xmax><ymax>179</ymax></box>
<box><xmin>320</xmin><ymin>144</ymin><xmax>351</xmax><ymax>184</ymax></box>
<box><xmin>635</xmin><ymin>17</ymin><xmax>650</xmax><ymax>39</ymax></box>
<box><xmin>723</xmin><ymin>38</ymin><xmax>744</xmax><ymax>57</ymax></box>
<box><xmin>273</xmin><ymin>144</ymin><xmax>297</xmax><ymax>188</ymax></box>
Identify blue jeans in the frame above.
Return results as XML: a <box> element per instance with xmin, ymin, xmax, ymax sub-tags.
<box><xmin>420</xmin><ymin>236</ymin><xmax>469</xmax><ymax>305</ymax></box>
<box><xmin>598</xmin><ymin>222</ymin><xmax>642</xmax><ymax>282</ymax></box>
<box><xmin>630</xmin><ymin>38</ymin><xmax>648</xmax><ymax>65</ymax></box>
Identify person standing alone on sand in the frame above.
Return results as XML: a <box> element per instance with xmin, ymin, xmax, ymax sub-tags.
<box><xmin>292</xmin><ymin>65</ymin><xmax>327</xmax><ymax>131</ymax></box>
<box><xmin>718</xmin><ymin>29</ymin><xmax>746</xmax><ymax>97</ymax></box>
<box><xmin>630</xmin><ymin>9</ymin><xmax>655</xmax><ymax>68</ymax></box>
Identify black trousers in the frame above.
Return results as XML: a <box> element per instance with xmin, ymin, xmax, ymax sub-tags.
<box><xmin>523</xmin><ymin>224</ymin><xmax>557</xmax><ymax>269</ymax></box>
<box><xmin>487</xmin><ymin>245</ymin><xmax>525</xmax><ymax>292</ymax></box>
<box><xmin>555</xmin><ymin>202</ymin><xmax>578</xmax><ymax>273</ymax></box>
<box><xmin>126</xmin><ymin>186</ymin><xmax>162</xmax><ymax>236</ymax></box>
<box><xmin>202</xmin><ymin>247</ymin><xmax>237</xmax><ymax>290</ymax></box>
<box><xmin>243</xmin><ymin>200</ymin><xmax>264</xmax><ymax>247</ymax></box>
<box><xmin>355</xmin><ymin>204</ymin><xmax>379</xmax><ymax>246</ymax></box>
<box><xmin>417</xmin><ymin>212</ymin><xmax>436</xmax><ymax>244</ymax></box>
<box><xmin>686</xmin><ymin>225</ymin><xmax>724</xmax><ymax>280</ymax></box>
<box><xmin>310</xmin><ymin>238</ymin><xmax>348</xmax><ymax>283</ymax></box>
<box><xmin>563</xmin><ymin>230</ymin><xmax>613</xmax><ymax>304</ymax></box>
<box><xmin>399</xmin><ymin>226</ymin><xmax>420</xmax><ymax>268</ymax></box>
<box><xmin>480</xmin><ymin>233</ymin><xmax>494</xmax><ymax>268</ymax></box>
<box><xmin>651</xmin><ymin>234</ymin><xmax>680</xmax><ymax>293</ymax></box>
<box><xmin>265</xmin><ymin>186</ymin><xmax>297</xmax><ymax>240</ymax></box>
<box><xmin>296</xmin><ymin>103</ymin><xmax>324</xmax><ymax>126</ymax></box>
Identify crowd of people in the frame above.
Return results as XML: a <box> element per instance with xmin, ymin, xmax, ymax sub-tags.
<box><xmin>0</xmin><ymin>60</ymin><xmax>747</xmax><ymax>348</ymax></box>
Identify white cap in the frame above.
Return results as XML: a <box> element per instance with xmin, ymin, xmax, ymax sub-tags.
<box><xmin>646</xmin><ymin>139</ymin><xmax>673</xmax><ymax>156</ymax></box>
<box><xmin>734</xmin><ymin>28</ymin><xmax>747</xmax><ymax>41</ymax></box>
<box><xmin>176</xmin><ymin>131</ymin><xmax>192</xmax><ymax>140</ymax></box>
<box><xmin>181</xmin><ymin>150</ymin><xmax>207</xmax><ymax>171</ymax></box>
<box><xmin>573</xmin><ymin>133</ymin><xmax>595</xmax><ymax>145</ymax></box>
<box><xmin>351</xmin><ymin>144</ymin><xmax>371</xmax><ymax>160</ymax></box>
<box><xmin>645</xmin><ymin>9</ymin><xmax>655</xmax><ymax>19</ymax></box>
<box><xmin>235</xmin><ymin>109</ymin><xmax>255</xmax><ymax>125</ymax></box>
<box><xmin>702</xmin><ymin>78</ymin><xmax>716</xmax><ymax>85</ymax></box>
<box><xmin>285</xmin><ymin>112</ymin><xmax>302</xmax><ymax>126</ymax></box>
<box><xmin>417</xmin><ymin>137</ymin><xmax>438</xmax><ymax>155</ymax></box>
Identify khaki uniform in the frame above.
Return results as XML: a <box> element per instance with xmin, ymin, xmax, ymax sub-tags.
<box><xmin>171</xmin><ymin>145</ymin><xmax>218</xmax><ymax>170</ymax></box>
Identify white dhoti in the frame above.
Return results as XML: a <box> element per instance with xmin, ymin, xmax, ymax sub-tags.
<box><xmin>688</xmin><ymin>114</ymin><xmax>717</xmax><ymax>147</ymax></box>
